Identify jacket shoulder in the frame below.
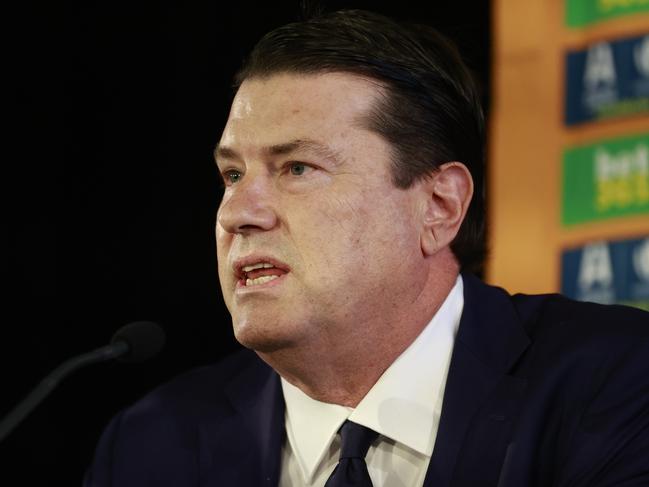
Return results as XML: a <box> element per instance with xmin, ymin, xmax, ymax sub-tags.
<box><xmin>124</xmin><ymin>347</ymin><xmax>266</xmax><ymax>422</ymax></box>
<box><xmin>84</xmin><ymin>348</ymin><xmax>272</xmax><ymax>486</ymax></box>
<box><xmin>510</xmin><ymin>291</ymin><xmax>649</xmax><ymax>346</ymax></box>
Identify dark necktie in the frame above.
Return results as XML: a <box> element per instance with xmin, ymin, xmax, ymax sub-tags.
<box><xmin>324</xmin><ymin>420</ymin><xmax>379</xmax><ymax>487</ymax></box>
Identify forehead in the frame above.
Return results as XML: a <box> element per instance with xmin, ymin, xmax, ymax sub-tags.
<box><xmin>220</xmin><ymin>72</ymin><xmax>385</xmax><ymax>148</ymax></box>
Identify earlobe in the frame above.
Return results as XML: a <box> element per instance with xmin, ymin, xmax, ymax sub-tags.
<box><xmin>420</xmin><ymin>162</ymin><xmax>473</xmax><ymax>257</ymax></box>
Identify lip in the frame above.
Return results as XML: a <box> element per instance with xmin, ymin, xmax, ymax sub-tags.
<box><xmin>232</xmin><ymin>254</ymin><xmax>291</xmax><ymax>289</ymax></box>
<box><xmin>235</xmin><ymin>271</ymin><xmax>289</xmax><ymax>293</ymax></box>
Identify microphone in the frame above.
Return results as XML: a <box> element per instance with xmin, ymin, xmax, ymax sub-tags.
<box><xmin>0</xmin><ymin>321</ymin><xmax>165</xmax><ymax>443</ymax></box>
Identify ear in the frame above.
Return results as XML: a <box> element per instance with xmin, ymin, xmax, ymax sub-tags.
<box><xmin>419</xmin><ymin>162</ymin><xmax>474</xmax><ymax>257</ymax></box>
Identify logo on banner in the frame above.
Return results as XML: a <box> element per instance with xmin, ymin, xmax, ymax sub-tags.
<box><xmin>576</xmin><ymin>242</ymin><xmax>615</xmax><ymax>303</ymax></box>
<box><xmin>633</xmin><ymin>237</ymin><xmax>649</xmax><ymax>280</ymax></box>
<box><xmin>595</xmin><ymin>143</ymin><xmax>649</xmax><ymax>212</ymax></box>
<box><xmin>565</xmin><ymin>34</ymin><xmax>649</xmax><ymax>125</ymax></box>
<box><xmin>562</xmin><ymin>133</ymin><xmax>649</xmax><ymax>225</ymax></box>
<box><xmin>583</xmin><ymin>42</ymin><xmax>618</xmax><ymax>109</ymax></box>
<box><xmin>635</xmin><ymin>36</ymin><xmax>649</xmax><ymax>77</ymax></box>
<box><xmin>562</xmin><ymin>236</ymin><xmax>649</xmax><ymax>310</ymax></box>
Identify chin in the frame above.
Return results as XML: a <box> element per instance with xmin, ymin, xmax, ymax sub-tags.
<box><xmin>232</xmin><ymin>318</ymin><xmax>298</xmax><ymax>354</ymax></box>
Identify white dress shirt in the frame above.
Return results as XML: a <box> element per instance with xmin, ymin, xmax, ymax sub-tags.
<box><xmin>279</xmin><ymin>276</ymin><xmax>464</xmax><ymax>487</ymax></box>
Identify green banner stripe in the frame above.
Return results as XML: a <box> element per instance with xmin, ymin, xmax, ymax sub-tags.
<box><xmin>566</xmin><ymin>0</ymin><xmax>649</xmax><ymax>28</ymax></box>
<box><xmin>618</xmin><ymin>299</ymin><xmax>649</xmax><ymax>311</ymax></box>
<box><xmin>561</xmin><ymin>133</ymin><xmax>649</xmax><ymax>225</ymax></box>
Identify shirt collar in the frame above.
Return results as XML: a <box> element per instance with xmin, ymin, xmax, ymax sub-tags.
<box><xmin>281</xmin><ymin>379</ymin><xmax>351</xmax><ymax>482</ymax></box>
<box><xmin>281</xmin><ymin>275</ymin><xmax>464</xmax><ymax>481</ymax></box>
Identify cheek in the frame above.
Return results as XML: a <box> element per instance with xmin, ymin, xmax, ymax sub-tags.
<box><xmin>325</xmin><ymin>193</ymin><xmax>419</xmax><ymax>273</ymax></box>
<box><xmin>291</xmin><ymin>193</ymin><xmax>395</xmax><ymax>274</ymax></box>
<box><xmin>305</xmin><ymin>191</ymin><xmax>369</xmax><ymax>239</ymax></box>
<box><xmin>215</xmin><ymin>227</ymin><xmax>233</xmax><ymax>289</ymax></box>
<box><xmin>215</xmin><ymin>224</ymin><xmax>228</xmax><ymax>250</ymax></box>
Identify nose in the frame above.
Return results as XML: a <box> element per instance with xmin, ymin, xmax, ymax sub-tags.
<box><xmin>217</xmin><ymin>175</ymin><xmax>278</xmax><ymax>235</ymax></box>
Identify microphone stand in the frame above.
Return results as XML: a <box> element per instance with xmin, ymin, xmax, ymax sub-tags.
<box><xmin>0</xmin><ymin>341</ymin><xmax>129</xmax><ymax>443</ymax></box>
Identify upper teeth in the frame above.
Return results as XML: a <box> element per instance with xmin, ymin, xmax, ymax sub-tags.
<box><xmin>242</xmin><ymin>262</ymin><xmax>275</xmax><ymax>272</ymax></box>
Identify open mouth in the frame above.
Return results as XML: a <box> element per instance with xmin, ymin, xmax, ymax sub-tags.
<box><xmin>235</xmin><ymin>260</ymin><xmax>289</xmax><ymax>287</ymax></box>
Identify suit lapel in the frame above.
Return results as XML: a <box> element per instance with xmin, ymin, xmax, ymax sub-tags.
<box><xmin>199</xmin><ymin>353</ymin><xmax>285</xmax><ymax>487</ymax></box>
<box><xmin>423</xmin><ymin>274</ymin><xmax>530</xmax><ymax>487</ymax></box>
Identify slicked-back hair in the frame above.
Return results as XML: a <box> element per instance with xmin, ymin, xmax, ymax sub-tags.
<box><xmin>234</xmin><ymin>9</ymin><xmax>486</xmax><ymax>272</ymax></box>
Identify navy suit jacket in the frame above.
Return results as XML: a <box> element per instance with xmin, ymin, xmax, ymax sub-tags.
<box><xmin>84</xmin><ymin>274</ymin><xmax>649</xmax><ymax>486</ymax></box>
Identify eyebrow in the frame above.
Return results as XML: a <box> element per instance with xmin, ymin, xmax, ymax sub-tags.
<box><xmin>214</xmin><ymin>138</ymin><xmax>343</xmax><ymax>166</ymax></box>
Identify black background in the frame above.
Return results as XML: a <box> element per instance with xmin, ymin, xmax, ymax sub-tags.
<box><xmin>4</xmin><ymin>1</ymin><xmax>490</xmax><ymax>484</ymax></box>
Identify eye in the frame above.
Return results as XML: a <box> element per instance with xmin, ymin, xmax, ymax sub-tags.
<box><xmin>223</xmin><ymin>169</ymin><xmax>242</xmax><ymax>185</ymax></box>
<box><xmin>288</xmin><ymin>163</ymin><xmax>308</xmax><ymax>176</ymax></box>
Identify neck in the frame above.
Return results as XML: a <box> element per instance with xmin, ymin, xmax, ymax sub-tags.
<box><xmin>257</xmin><ymin>256</ymin><xmax>460</xmax><ymax>407</ymax></box>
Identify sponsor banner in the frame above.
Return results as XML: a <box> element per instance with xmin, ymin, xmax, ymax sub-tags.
<box><xmin>561</xmin><ymin>236</ymin><xmax>649</xmax><ymax>310</ymax></box>
<box><xmin>562</xmin><ymin>133</ymin><xmax>649</xmax><ymax>225</ymax></box>
<box><xmin>564</xmin><ymin>34</ymin><xmax>649</xmax><ymax>125</ymax></box>
<box><xmin>566</xmin><ymin>0</ymin><xmax>649</xmax><ymax>28</ymax></box>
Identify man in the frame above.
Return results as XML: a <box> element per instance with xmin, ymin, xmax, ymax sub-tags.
<box><xmin>85</xmin><ymin>10</ymin><xmax>649</xmax><ymax>487</ymax></box>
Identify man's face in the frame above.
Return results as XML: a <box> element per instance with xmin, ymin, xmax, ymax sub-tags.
<box><xmin>216</xmin><ymin>73</ymin><xmax>427</xmax><ymax>353</ymax></box>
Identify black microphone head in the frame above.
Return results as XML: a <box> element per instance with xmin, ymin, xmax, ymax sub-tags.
<box><xmin>110</xmin><ymin>321</ymin><xmax>166</xmax><ymax>363</ymax></box>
